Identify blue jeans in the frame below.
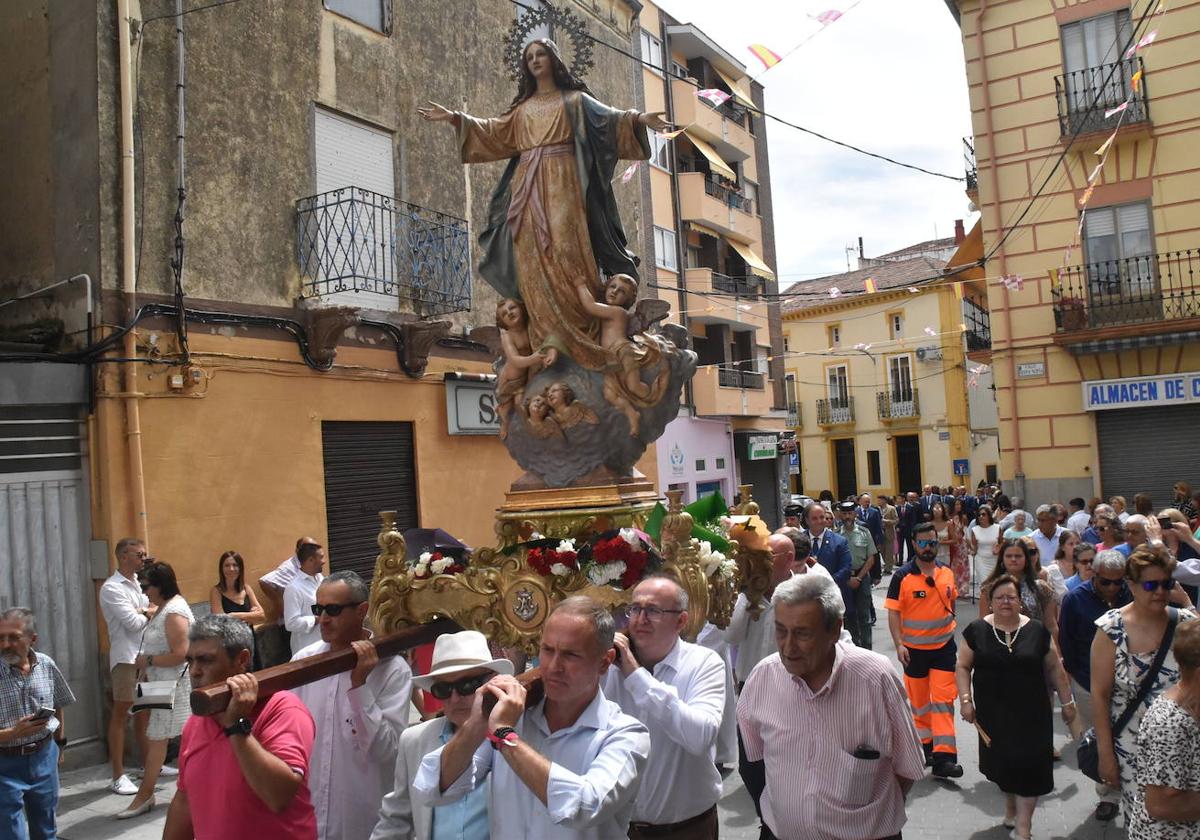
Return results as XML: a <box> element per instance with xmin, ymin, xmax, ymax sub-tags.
<box><xmin>0</xmin><ymin>738</ymin><xmax>59</xmax><ymax>840</ymax></box>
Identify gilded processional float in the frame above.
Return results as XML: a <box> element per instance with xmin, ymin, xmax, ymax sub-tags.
<box><xmin>366</xmin><ymin>7</ymin><xmax>773</xmax><ymax>648</ymax></box>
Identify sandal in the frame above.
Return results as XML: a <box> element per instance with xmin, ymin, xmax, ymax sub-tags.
<box><xmin>1095</xmin><ymin>801</ymin><xmax>1119</xmax><ymax>822</ymax></box>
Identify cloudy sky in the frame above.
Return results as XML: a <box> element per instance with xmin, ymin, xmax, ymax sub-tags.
<box><xmin>656</xmin><ymin>0</ymin><xmax>979</xmax><ymax>289</ymax></box>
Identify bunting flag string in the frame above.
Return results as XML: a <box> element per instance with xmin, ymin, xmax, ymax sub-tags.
<box><xmin>953</xmin><ymin>281</ymin><xmax>965</xmax><ymax>301</ymax></box>
<box><xmin>696</xmin><ymin>88</ymin><xmax>732</xmax><ymax>107</ymax></box>
<box><xmin>747</xmin><ymin>44</ymin><xmax>783</xmax><ymax>71</ymax></box>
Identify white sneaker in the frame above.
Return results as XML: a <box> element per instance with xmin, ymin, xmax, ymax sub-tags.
<box><xmin>110</xmin><ymin>774</ymin><xmax>138</xmax><ymax>795</ymax></box>
<box><xmin>158</xmin><ymin>764</ymin><xmax>179</xmax><ymax>778</ymax></box>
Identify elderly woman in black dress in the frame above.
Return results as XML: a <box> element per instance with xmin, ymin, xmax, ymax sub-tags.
<box><xmin>956</xmin><ymin>574</ymin><xmax>1077</xmax><ymax>839</ymax></box>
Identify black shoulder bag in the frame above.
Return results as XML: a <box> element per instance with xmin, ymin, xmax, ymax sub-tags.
<box><xmin>1077</xmin><ymin>607</ymin><xmax>1179</xmax><ymax>783</ymax></box>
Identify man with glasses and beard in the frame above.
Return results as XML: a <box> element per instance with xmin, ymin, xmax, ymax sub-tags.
<box><xmin>291</xmin><ymin>571</ymin><xmax>412</xmax><ymax>840</ymax></box>
<box><xmin>885</xmin><ymin>522</ymin><xmax>962</xmax><ymax>779</ymax></box>
<box><xmin>1059</xmin><ymin>549</ymin><xmax>1133</xmax><ymax>820</ymax></box>
<box><xmin>602</xmin><ymin>577</ymin><xmax>725</xmax><ymax>839</ymax></box>
<box><xmin>372</xmin><ymin>630</ymin><xmax>511</xmax><ymax>840</ymax></box>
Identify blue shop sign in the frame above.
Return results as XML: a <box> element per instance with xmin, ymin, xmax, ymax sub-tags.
<box><xmin>1082</xmin><ymin>371</ymin><xmax>1200</xmax><ymax>411</ymax></box>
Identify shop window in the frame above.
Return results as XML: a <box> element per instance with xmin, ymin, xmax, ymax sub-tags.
<box><xmin>867</xmin><ymin>450</ymin><xmax>881</xmax><ymax>486</ymax></box>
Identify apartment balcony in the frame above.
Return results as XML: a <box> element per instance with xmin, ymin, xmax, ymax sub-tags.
<box><xmin>684</xmin><ymin>268</ymin><xmax>769</xmax><ymax>328</ymax></box>
<box><xmin>1054</xmin><ymin>57</ymin><xmax>1149</xmax><ymax>138</ymax></box>
<box><xmin>786</xmin><ymin>402</ymin><xmax>801</xmax><ymax>429</ymax></box>
<box><xmin>1053</xmin><ymin>248</ymin><xmax>1200</xmax><ymax>335</ymax></box>
<box><xmin>877</xmin><ymin>389</ymin><xmax>920</xmax><ymax>422</ymax></box>
<box><xmin>671</xmin><ymin>78</ymin><xmax>754</xmax><ymax>162</ymax></box>
<box><xmin>962</xmin><ymin>296</ymin><xmax>992</xmax><ymax>356</ymax></box>
<box><xmin>963</xmin><ymin>137</ymin><xmax>978</xmax><ymax>199</ymax></box>
<box><xmin>816</xmin><ymin>398</ymin><xmax>855</xmax><ymax>427</ymax></box>
<box><xmin>678</xmin><ymin>172</ymin><xmax>762</xmax><ymax>244</ymax></box>
<box><xmin>693</xmin><ymin>365</ymin><xmax>772</xmax><ymax>418</ymax></box>
<box><xmin>296</xmin><ymin>186</ymin><xmax>471</xmax><ymax>315</ymax></box>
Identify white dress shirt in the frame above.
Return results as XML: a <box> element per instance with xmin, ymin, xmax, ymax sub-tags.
<box><xmin>413</xmin><ymin>688</ymin><xmax>650</xmax><ymax>839</ymax></box>
<box><xmin>601</xmin><ymin>639</ymin><xmax>724</xmax><ymax>825</ymax></box>
<box><xmin>98</xmin><ymin>571</ymin><xmax>149</xmax><ymax>669</ymax></box>
<box><xmin>695</xmin><ymin>622</ymin><xmax>738</xmax><ymax>767</ymax></box>
<box><xmin>1067</xmin><ymin>510</ymin><xmax>1091</xmax><ymax>536</ymax></box>
<box><xmin>291</xmin><ymin>638</ymin><xmax>412</xmax><ymax>840</ymax></box>
<box><xmin>262</xmin><ymin>555</ymin><xmax>302</xmax><ymax>625</ymax></box>
<box><xmin>283</xmin><ymin>571</ymin><xmax>324</xmax><ymax>655</ymax></box>
<box><xmin>1032</xmin><ymin>525</ymin><xmax>1066</xmax><ymax>567</ymax></box>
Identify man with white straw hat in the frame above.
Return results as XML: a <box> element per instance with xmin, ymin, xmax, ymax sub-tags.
<box><xmin>371</xmin><ymin>630</ymin><xmax>511</xmax><ymax>840</ymax></box>
<box><xmin>412</xmin><ymin>596</ymin><xmax>650</xmax><ymax>839</ymax></box>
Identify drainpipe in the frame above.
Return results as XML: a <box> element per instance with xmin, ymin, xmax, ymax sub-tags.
<box><xmin>117</xmin><ymin>0</ymin><xmax>149</xmax><ymax>544</ymax></box>
<box><xmin>975</xmin><ymin>0</ymin><xmax>1024</xmax><ymax>499</ymax></box>
<box><xmin>662</xmin><ymin>24</ymin><xmax>694</xmax><ymax>416</ymax></box>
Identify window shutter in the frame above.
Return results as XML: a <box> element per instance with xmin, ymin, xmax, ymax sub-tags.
<box><xmin>1061</xmin><ymin>22</ymin><xmax>1085</xmax><ymax>74</ymax></box>
<box><xmin>1117</xmin><ymin>203</ymin><xmax>1150</xmax><ymax>233</ymax></box>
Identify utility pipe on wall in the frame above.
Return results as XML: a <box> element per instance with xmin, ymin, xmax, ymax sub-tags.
<box><xmin>974</xmin><ymin>0</ymin><xmax>1024</xmax><ymax>498</ymax></box>
<box><xmin>117</xmin><ymin>0</ymin><xmax>150</xmax><ymax>544</ymax></box>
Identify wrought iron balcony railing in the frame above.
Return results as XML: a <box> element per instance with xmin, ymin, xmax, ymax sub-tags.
<box><xmin>817</xmin><ymin>397</ymin><xmax>854</xmax><ymax>425</ymax></box>
<box><xmin>962</xmin><ymin>296</ymin><xmax>991</xmax><ymax>352</ymax></box>
<box><xmin>877</xmin><ymin>388</ymin><xmax>920</xmax><ymax>420</ymax></box>
<box><xmin>1054</xmin><ymin>56</ymin><xmax>1148</xmax><ymax>137</ymax></box>
<box><xmin>716</xmin><ymin>366</ymin><xmax>766</xmax><ymax>390</ymax></box>
<box><xmin>1053</xmin><ymin>248</ymin><xmax>1200</xmax><ymax>332</ymax></box>
<box><xmin>296</xmin><ymin>186</ymin><xmax>471</xmax><ymax>315</ymax></box>
<box><xmin>786</xmin><ymin>402</ymin><xmax>801</xmax><ymax>428</ymax></box>
<box><xmin>710</xmin><ymin>271</ymin><xmax>762</xmax><ymax>298</ymax></box>
<box><xmin>963</xmin><ymin>138</ymin><xmax>978</xmax><ymax>192</ymax></box>
<box><xmin>703</xmin><ymin>177</ymin><xmax>754</xmax><ymax>214</ymax></box>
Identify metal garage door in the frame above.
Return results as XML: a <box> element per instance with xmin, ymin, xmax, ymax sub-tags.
<box><xmin>1096</xmin><ymin>403</ymin><xmax>1200</xmax><ymax>508</ymax></box>
<box><xmin>320</xmin><ymin>421</ymin><xmax>417</xmax><ymax>583</ymax></box>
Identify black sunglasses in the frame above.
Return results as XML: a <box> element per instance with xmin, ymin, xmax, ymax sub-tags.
<box><xmin>1140</xmin><ymin>579</ymin><xmax>1177</xmax><ymax>593</ymax></box>
<box><xmin>310</xmin><ymin>601</ymin><xmax>363</xmax><ymax>617</ymax></box>
<box><xmin>429</xmin><ymin>673</ymin><xmax>491</xmax><ymax>700</ymax></box>
<box><xmin>1095</xmin><ymin>576</ymin><xmax>1124</xmax><ymax>588</ymax></box>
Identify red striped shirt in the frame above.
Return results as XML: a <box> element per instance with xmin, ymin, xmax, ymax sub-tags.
<box><xmin>736</xmin><ymin>643</ymin><xmax>925</xmax><ymax>840</ymax></box>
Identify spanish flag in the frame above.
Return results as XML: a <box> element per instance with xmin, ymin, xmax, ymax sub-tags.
<box><xmin>747</xmin><ymin>44</ymin><xmax>782</xmax><ymax>71</ymax></box>
<box><xmin>863</xmin><ymin>278</ymin><xmax>877</xmax><ymax>294</ymax></box>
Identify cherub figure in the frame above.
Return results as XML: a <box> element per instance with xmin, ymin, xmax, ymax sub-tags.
<box><xmin>545</xmin><ymin>382</ymin><xmax>599</xmax><ymax>430</ymax></box>
<box><xmin>575</xmin><ymin>274</ymin><xmax>669</xmax><ymax>435</ymax></box>
<box><xmin>495</xmin><ymin>298</ymin><xmax>556</xmax><ymax>439</ymax></box>
<box><xmin>523</xmin><ymin>393</ymin><xmax>564</xmax><ymax>440</ymax></box>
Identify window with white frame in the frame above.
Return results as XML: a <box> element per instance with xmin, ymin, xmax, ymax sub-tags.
<box><xmin>649</xmin><ymin>132</ymin><xmax>671</xmax><ymax>171</ymax></box>
<box><xmin>743</xmin><ymin>181</ymin><xmax>758</xmax><ymax>215</ymax></box>
<box><xmin>671</xmin><ymin>60</ymin><xmax>688</xmax><ymax>79</ymax></box>
<box><xmin>1084</xmin><ymin>202</ymin><xmax>1154</xmax><ymax>296</ymax></box>
<box><xmin>827</xmin><ymin>364</ymin><xmax>849</xmax><ymax>408</ymax></box>
<box><xmin>654</xmin><ymin>226</ymin><xmax>678</xmax><ymax>271</ymax></box>
<box><xmin>888</xmin><ymin>355</ymin><xmax>914</xmax><ymax>401</ymax></box>
<box><xmin>828</xmin><ymin>324</ymin><xmax>841</xmax><ymax>348</ymax></box>
<box><xmin>1061</xmin><ymin>11</ymin><xmax>1133</xmax><ymax>112</ymax></box>
<box><xmin>324</xmin><ymin>0</ymin><xmax>390</xmax><ymax>33</ymax></box>
<box><xmin>640</xmin><ymin>30</ymin><xmax>664</xmax><ymax>74</ymax></box>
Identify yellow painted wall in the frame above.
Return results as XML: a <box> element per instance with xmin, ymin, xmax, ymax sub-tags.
<box><xmin>91</xmin><ymin>331</ymin><xmax>657</xmax><ymax>608</ymax></box>
<box><xmin>956</xmin><ymin>0</ymin><xmax>1200</xmax><ymax>498</ymax></box>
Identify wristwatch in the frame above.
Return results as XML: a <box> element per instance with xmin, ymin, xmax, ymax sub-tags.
<box><xmin>487</xmin><ymin>726</ymin><xmax>519</xmax><ymax>750</ymax></box>
<box><xmin>223</xmin><ymin>718</ymin><xmax>253</xmax><ymax>738</ymax></box>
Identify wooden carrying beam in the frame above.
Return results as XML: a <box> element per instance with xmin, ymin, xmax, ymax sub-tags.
<box><xmin>190</xmin><ymin>618</ymin><xmax>461</xmax><ymax>716</ymax></box>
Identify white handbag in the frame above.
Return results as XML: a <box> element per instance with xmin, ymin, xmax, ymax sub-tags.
<box><xmin>130</xmin><ymin>608</ymin><xmax>186</xmax><ymax>714</ymax></box>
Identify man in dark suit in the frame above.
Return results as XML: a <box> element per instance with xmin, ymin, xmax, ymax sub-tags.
<box><xmin>856</xmin><ymin>494</ymin><xmax>885</xmax><ymax>553</ymax></box>
<box><xmin>920</xmin><ymin>485</ymin><xmax>938</xmax><ymax>516</ymax></box>
<box><xmin>897</xmin><ymin>491</ymin><xmax>922</xmax><ymax>567</ymax></box>
<box><xmin>806</xmin><ymin>503</ymin><xmax>854</xmax><ymax>619</ymax></box>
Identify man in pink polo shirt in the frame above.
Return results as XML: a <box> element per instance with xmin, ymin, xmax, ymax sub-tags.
<box><xmin>163</xmin><ymin>614</ymin><xmax>317</xmax><ymax>840</ymax></box>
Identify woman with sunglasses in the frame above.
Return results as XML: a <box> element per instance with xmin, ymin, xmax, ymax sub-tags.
<box><xmin>1090</xmin><ymin>543</ymin><xmax>1197</xmax><ymax>825</ymax></box>
<box><xmin>957</xmin><ymin>574</ymin><xmax>1075</xmax><ymax>839</ymax></box>
<box><xmin>1065</xmin><ymin>542</ymin><xmax>1097</xmax><ymax>593</ymax></box>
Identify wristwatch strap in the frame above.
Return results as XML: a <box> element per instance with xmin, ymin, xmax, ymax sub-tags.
<box><xmin>487</xmin><ymin>726</ymin><xmax>519</xmax><ymax>750</ymax></box>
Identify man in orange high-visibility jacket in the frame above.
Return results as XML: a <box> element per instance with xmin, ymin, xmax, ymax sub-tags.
<box><xmin>885</xmin><ymin>521</ymin><xmax>963</xmax><ymax>779</ymax></box>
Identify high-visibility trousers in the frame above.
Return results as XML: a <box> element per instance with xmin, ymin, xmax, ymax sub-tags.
<box><xmin>903</xmin><ymin>643</ymin><xmax>957</xmax><ymax>759</ymax></box>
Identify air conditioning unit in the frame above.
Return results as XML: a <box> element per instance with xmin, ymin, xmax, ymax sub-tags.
<box><xmin>916</xmin><ymin>346</ymin><xmax>943</xmax><ymax>362</ymax></box>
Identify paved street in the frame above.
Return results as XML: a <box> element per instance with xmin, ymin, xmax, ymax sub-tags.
<box><xmin>55</xmin><ymin>580</ymin><xmax>1130</xmax><ymax>839</ymax></box>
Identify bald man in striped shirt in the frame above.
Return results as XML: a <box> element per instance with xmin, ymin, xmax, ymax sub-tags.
<box><xmin>737</xmin><ymin>574</ymin><xmax>924</xmax><ymax>840</ymax></box>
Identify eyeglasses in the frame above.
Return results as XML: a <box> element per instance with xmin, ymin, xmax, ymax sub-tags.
<box><xmin>915</xmin><ymin>539</ymin><xmax>938</xmax><ymax>548</ymax></box>
<box><xmin>993</xmin><ymin>594</ymin><xmax>1019</xmax><ymax>603</ymax></box>
<box><xmin>1095</xmin><ymin>577</ymin><xmax>1124</xmax><ymax>588</ymax></box>
<box><xmin>310</xmin><ymin>601</ymin><xmax>363</xmax><ymax>617</ymax></box>
<box><xmin>428</xmin><ymin>673</ymin><xmax>491</xmax><ymax>700</ymax></box>
<box><xmin>626</xmin><ymin>604</ymin><xmax>684</xmax><ymax>621</ymax></box>
<box><xmin>1139</xmin><ymin>579</ymin><xmax>1177</xmax><ymax>593</ymax></box>
<box><xmin>1077</xmin><ymin>559</ymin><xmax>1094</xmax><ymax>566</ymax></box>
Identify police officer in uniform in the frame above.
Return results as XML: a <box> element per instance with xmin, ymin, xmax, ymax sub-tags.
<box><xmin>835</xmin><ymin>501</ymin><xmax>878</xmax><ymax>649</ymax></box>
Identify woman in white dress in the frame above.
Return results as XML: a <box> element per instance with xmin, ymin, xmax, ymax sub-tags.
<box><xmin>119</xmin><ymin>561</ymin><xmax>193</xmax><ymax>819</ymax></box>
<box><xmin>969</xmin><ymin>505</ymin><xmax>1003</xmax><ymax>599</ymax></box>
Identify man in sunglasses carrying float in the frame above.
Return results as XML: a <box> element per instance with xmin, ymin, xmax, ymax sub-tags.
<box><xmin>372</xmin><ymin>630</ymin><xmax>511</xmax><ymax>840</ymax></box>
<box><xmin>602</xmin><ymin>576</ymin><xmax>726</xmax><ymax>839</ymax></box>
<box><xmin>291</xmin><ymin>571</ymin><xmax>413</xmax><ymax>840</ymax></box>
<box><xmin>884</xmin><ymin>521</ymin><xmax>963</xmax><ymax>779</ymax></box>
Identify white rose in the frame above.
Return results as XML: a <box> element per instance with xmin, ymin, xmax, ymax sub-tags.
<box><xmin>619</xmin><ymin>528</ymin><xmax>640</xmax><ymax>549</ymax></box>
<box><xmin>556</xmin><ymin>540</ymin><xmax>576</xmax><ymax>554</ymax></box>
<box><xmin>418</xmin><ymin>551</ymin><xmax>433</xmax><ymax>565</ymax></box>
<box><xmin>430</xmin><ymin>557</ymin><xmax>454</xmax><ymax>574</ymax></box>
<box><xmin>413</xmin><ymin>562</ymin><xmax>429</xmax><ymax>577</ymax></box>
<box><xmin>586</xmin><ymin>564</ymin><xmax>609</xmax><ymax>586</ymax></box>
<box><xmin>550</xmin><ymin>562</ymin><xmax>572</xmax><ymax>577</ymax></box>
<box><xmin>604</xmin><ymin>561</ymin><xmax>627</xmax><ymax>583</ymax></box>
<box><xmin>720</xmin><ymin>558</ymin><xmax>738</xmax><ymax>579</ymax></box>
